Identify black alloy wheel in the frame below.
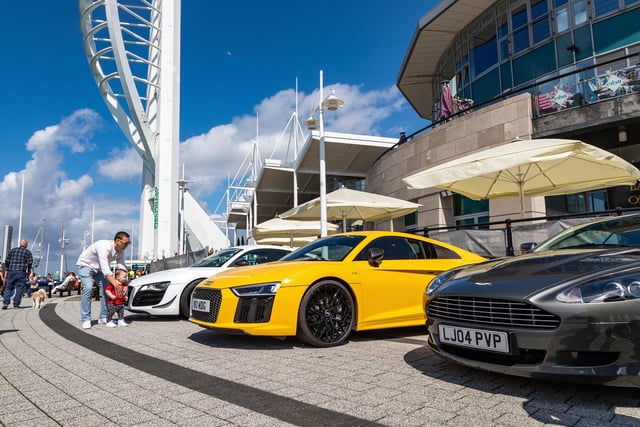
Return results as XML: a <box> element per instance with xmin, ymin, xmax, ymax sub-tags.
<box><xmin>297</xmin><ymin>280</ymin><xmax>355</xmax><ymax>347</ymax></box>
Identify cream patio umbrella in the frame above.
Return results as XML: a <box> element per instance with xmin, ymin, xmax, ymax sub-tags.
<box><xmin>254</xmin><ymin>236</ymin><xmax>317</xmax><ymax>248</ymax></box>
<box><xmin>252</xmin><ymin>218</ymin><xmax>339</xmax><ymax>247</ymax></box>
<box><xmin>402</xmin><ymin>138</ymin><xmax>640</xmax><ymax>215</ymax></box>
<box><xmin>279</xmin><ymin>186</ymin><xmax>421</xmax><ymax>231</ymax></box>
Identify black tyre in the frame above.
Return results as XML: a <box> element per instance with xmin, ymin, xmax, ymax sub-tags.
<box><xmin>297</xmin><ymin>280</ymin><xmax>355</xmax><ymax>347</ymax></box>
<box><xmin>179</xmin><ymin>280</ymin><xmax>203</xmax><ymax>318</ymax></box>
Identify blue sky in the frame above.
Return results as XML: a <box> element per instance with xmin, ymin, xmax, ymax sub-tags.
<box><xmin>0</xmin><ymin>1</ymin><xmax>435</xmax><ymax>275</ymax></box>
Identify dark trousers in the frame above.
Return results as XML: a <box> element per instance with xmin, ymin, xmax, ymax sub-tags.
<box><xmin>3</xmin><ymin>271</ymin><xmax>28</xmax><ymax>307</ymax></box>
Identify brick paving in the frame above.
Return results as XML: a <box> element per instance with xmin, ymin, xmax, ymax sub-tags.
<box><xmin>0</xmin><ymin>295</ymin><xmax>639</xmax><ymax>426</ymax></box>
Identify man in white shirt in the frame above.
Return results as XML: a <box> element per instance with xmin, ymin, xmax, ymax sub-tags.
<box><xmin>76</xmin><ymin>231</ymin><xmax>130</xmax><ymax>329</ymax></box>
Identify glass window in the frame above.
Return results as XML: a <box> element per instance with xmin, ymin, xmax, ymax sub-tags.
<box><xmin>554</xmin><ymin>0</ymin><xmax>569</xmax><ymax>6</ymax></box>
<box><xmin>573</xmin><ymin>0</ymin><xmax>588</xmax><ymax>25</ymax></box>
<box><xmin>531</xmin><ymin>0</ymin><xmax>549</xmax><ymax>19</ymax></box>
<box><xmin>360</xmin><ymin>236</ymin><xmax>416</xmax><ymax>260</ymax></box>
<box><xmin>513</xmin><ymin>27</ymin><xmax>530</xmax><ymax>53</ymax></box>
<box><xmin>470</xmin><ymin>25</ymin><xmax>498</xmax><ymax>78</ymax></box>
<box><xmin>532</xmin><ymin>17</ymin><xmax>551</xmax><ymax>44</ymax></box>
<box><xmin>500</xmin><ymin>38</ymin><xmax>511</xmax><ymax>60</ymax></box>
<box><xmin>512</xmin><ymin>5</ymin><xmax>528</xmax><ymax>29</ymax></box>
<box><xmin>453</xmin><ymin>194</ymin><xmax>489</xmax><ymax>216</ymax></box>
<box><xmin>556</xmin><ymin>8</ymin><xmax>570</xmax><ymax>33</ymax></box>
<box><xmin>404</xmin><ymin>212</ymin><xmax>417</xmax><ymax>228</ymax></box>
<box><xmin>498</xmin><ymin>14</ymin><xmax>509</xmax><ymax>38</ymax></box>
<box><xmin>594</xmin><ymin>0</ymin><xmax>620</xmax><ymax>16</ymax></box>
<box><xmin>588</xmin><ymin>190</ymin><xmax>609</xmax><ymax>211</ymax></box>
<box><xmin>626</xmin><ymin>0</ymin><xmax>640</xmax><ymax>5</ymax></box>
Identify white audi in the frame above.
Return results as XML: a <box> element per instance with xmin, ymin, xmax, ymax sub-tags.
<box><xmin>127</xmin><ymin>245</ymin><xmax>292</xmax><ymax>317</ymax></box>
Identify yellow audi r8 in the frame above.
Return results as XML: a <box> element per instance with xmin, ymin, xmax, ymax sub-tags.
<box><xmin>189</xmin><ymin>231</ymin><xmax>485</xmax><ymax>347</ymax></box>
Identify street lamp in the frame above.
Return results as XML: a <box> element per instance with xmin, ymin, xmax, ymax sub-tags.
<box><xmin>303</xmin><ymin>70</ymin><xmax>344</xmax><ymax>237</ymax></box>
<box><xmin>176</xmin><ymin>176</ymin><xmax>188</xmax><ymax>256</ymax></box>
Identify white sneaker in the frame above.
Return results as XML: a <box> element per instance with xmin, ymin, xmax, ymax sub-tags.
<box><xmin>118</xmin><ymin>319</ymin><xmax>128</xmax><ymax>327</ymax></box>
<box><xmin>106</xmin><ymin>321</ymin><xmax>117</xmax><ymax>328</ymax></box>
<box><xmin>97</xmin><ymin>318</ymin><xmax>107</xmax><ymax>325</ymax></box>
<box><xmin>82</xmin><ymin>320</ymin><xmax>92</xmax><ymax>329</ymax></box>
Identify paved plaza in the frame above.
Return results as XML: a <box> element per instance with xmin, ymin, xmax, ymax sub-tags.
<box><xmin>0</xmin><ymin>295</ymin><xmax>639</xmax><ymax>426</ymax></box>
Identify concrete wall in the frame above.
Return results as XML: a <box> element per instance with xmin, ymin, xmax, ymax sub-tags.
<box><xmin>367</xmin><ymin>93</ymin><xmax>538</xmax><ymax>230</ymax></box>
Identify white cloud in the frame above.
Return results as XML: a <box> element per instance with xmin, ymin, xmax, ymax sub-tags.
<box><xmin>97</xmin><ymin>147</ymin><xmax>142</xmax><ymax>181</ymax></box>
<box><xmin>2</xmin><ymin>82</ymin><xmax>418</xmax><ymax>276</ymax></box>
<box><xmin>0</xmin><ymin>109</ymin><xmax>133</xmax><ymax>278</ymax></box>
<box><xmin>180</xmin><ymin>82</ymin><xmax>410</xmax><ymax>213</ymax></box>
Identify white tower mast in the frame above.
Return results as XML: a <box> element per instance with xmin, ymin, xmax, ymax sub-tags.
<box><xmin>79</xmin><ymin>0</ymin><xmax>180</xmax><ymax>259</ymax></box>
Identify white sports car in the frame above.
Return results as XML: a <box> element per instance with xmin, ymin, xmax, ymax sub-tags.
<box><xmin>127</xmin><ymin>245</ymin><xmax>292</xmax><ymax>317</ymax></box>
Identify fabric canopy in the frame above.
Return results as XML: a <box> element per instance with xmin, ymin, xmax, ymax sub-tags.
<box><xmin>403</xmin><ymin>138</ymin><xmax>640</xmax><ymax>215</ymax></box>
<box><xmin>280</xmin><ymin>186</ymin><xmax>421</xmax><ymax>231</ymax></box>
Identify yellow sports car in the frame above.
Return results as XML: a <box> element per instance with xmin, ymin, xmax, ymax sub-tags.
<box><xmin>189</xmin><ymin>231</ymin><xmax>485</xmax><ymax>347</ymax></box>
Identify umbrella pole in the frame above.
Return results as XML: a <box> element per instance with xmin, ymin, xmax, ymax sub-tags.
<box><xmin>519</xmin><ymin>183</ymin><xmax>525</xmax><ymax>217</ymax></box>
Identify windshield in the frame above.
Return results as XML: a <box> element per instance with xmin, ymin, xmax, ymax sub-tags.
<box><xmin>534</xmin><ymin>214</ymin><xmax>640</xmax><ymax>251</ymax></box>
<box><xmin>190</xmin><ymin>248</ymin><xmax>242</xmax><ymax>267</ymax></box>
<box><xmin>281</xmin><ymin>235</ymin><xmax>366</xmax><ymax>262</ymax></box>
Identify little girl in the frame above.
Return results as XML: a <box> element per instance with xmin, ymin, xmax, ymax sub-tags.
<box><xmin>104</xmin><ymin>268</ymin><xmax>129</xmax><ymax>327</ymax></box>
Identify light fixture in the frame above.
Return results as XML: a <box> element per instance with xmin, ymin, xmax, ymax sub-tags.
<box><xmin>618</xmin><ymin>125</ymin><xmax>628</xmax><ymax>143</ymax></box>
<box><xmin>321</xmin><ymin>90</ymin><xmax>344</xmax><ymax>111</ymax></box>
<box><xmin>303</xmin><ymin>115</ymin><xmax>318</xmax><ymax>130</ymax></box>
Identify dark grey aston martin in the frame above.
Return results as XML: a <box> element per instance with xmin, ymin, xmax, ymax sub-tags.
<box><xmin>424</xmin><ymin>213</ymin><xmax>640</xmax><ymax>387</ymax></box>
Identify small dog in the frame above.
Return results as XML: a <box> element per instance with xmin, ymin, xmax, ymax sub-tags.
<box><xmin>31</xmin><ymin>289</ymin><xmax>47</xmax><ymax>309</ymax></box>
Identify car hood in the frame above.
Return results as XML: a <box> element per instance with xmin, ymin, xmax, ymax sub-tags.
<box><xmin>130</xmin><ymin>266</ymin><xmax>225</xmax><ymax>287</ymax></box>
<box><xmin>199</xmin><ymin>261</ymin><xmax>332</xmax><ymax>289</ymax></box>
<box><xmin>435</xmin><ymin>248</ymin><xmax>640</xmax><ymax>299</ymax></box>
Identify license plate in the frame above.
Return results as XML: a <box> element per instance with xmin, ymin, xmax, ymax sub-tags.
<box><xmin>438</xmin><ymin>324</ymin><xmax>509</xmax><ymax>353</ymax></box>
<box><xmin>191</xmin><ymin>298</ymin><xmax>210</xmax><ymax>313</ymax></box>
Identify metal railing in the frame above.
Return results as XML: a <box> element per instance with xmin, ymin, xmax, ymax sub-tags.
<box><xmin>408</xmin><ymin>206</ymin><xmax>640</xmax><ymax>257</ymax></box>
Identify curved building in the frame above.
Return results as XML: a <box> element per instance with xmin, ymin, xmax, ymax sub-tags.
<box><xmin>368</xmin><ymin>0</ymin><xmax>640</xmax><ymax>230</ymax></box>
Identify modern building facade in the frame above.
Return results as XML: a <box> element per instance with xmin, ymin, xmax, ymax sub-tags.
<box><xmin>369</xmin><ymin>0</ymin><xmax>640</xmax><ymax>230</ymax></box>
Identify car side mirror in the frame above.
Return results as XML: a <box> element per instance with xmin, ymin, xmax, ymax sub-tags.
<box><xmin>233</xmin><ymin>260</ymin><xmax>250</xmax><ymax>267</ymax></box>
<box><xmin>368</xmin><ymin>247</ymin><xmax>384</xmax><ymax>266</ymax></box>
<box><xmin>519</xmin><ymin>242</ymin><xmax>537</xmax><ymax>254</ymax></box>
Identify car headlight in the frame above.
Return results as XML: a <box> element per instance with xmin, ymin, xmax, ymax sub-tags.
<box><xmin>556</xmin><ymin>268</ymin><xmax>640</xmax><ymax>303</ymax></box>
<box><xmin>425</xmin><ymin>270</ymin><xmax>459</xmax><ymax>297</ymax></box>
<box><xmin>140</xmin><ymin>281</ymin><xmax>170</xmax><ymax>292</ymax></box>
<box><xmin>231</xmin><ymin>282</ymin><xmax>281</xmax><ymax>297</ymax></box>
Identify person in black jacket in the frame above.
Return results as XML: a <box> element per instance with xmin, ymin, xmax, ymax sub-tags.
<box><xmin>2</xmin><ymin>239</ymin><xmax>33</xmax><ymax>309</ymax></box>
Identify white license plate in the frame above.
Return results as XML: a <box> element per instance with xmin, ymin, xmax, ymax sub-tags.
<box><xmin>438</xmin><ymin>324</ymin><xmax>509</xmax><ymax>353</ymax></box>
<box><xmin>191</xmin><ymin>298</ymin><xmax>210</xmax><ymax>313</ymax></box>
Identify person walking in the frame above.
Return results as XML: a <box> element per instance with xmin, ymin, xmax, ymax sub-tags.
<box><xmin>2</xmin><ymin>239</ymin><xmax>33</xmax><ymax>309</ymax></box>
<box><xmin>76</xmin><ymin>231</ymin><xmax>130</xmax><ymax>329</ymax></box>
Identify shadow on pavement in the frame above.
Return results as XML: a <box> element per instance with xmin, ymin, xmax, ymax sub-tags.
<box><xmin>403</xmin><ymin>346</ymin><xmax>640</xmax><ymax>425</ymax></box>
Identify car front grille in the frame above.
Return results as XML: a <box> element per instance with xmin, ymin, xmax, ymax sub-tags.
<box><xmin>427</xmin><ymin>296</ymin><xmax>560</xmax><ymax>329</ymax></box>
<box><xmin>234</xmin><ymin>296</ymin><xmax>274</xmax><ymax>323</ymax></box>
<box><xmin>190</xmin><ymin>288</ymin><xmax>222</xmax><ymax>323</ymax></box>
<box><xmin>130</xmin><ymin>286</ymin><xmax>165</xmax><ymax>306</ymax></box>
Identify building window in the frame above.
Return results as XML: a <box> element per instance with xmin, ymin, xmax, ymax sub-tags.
<box><xmin>404</xmin><ymin>212</ymin><xmax>417</xmax><ymax>229</ymax></box>
<box><xmin>453</xmin><ymin>194</ymin><xmax>489</xmax><ymax>228</ymax></box>
<box><xmin>573</xmin><ymin>0</ymin><xmax>588</xmax><ymax>25</ymax></box>
<box><xmin>594</xmin><ymin>0</ymin><xmax>620</xmax><ymax>17</ymax></box>
<box><xmin>470</xmin><ymin>24</ymin><xmax>498</xmax><ymax>79</ymax></box>
<box><xmin>545</xmin><ymin>190</ymin><xmax>609</xmax><ymax>213</ymax></box>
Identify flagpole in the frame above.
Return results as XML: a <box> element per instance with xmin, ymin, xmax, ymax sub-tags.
<box><xmin>17</xmin><ymin>173</ymin><xmax>25</xmax><ymax>242</ymax></box>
